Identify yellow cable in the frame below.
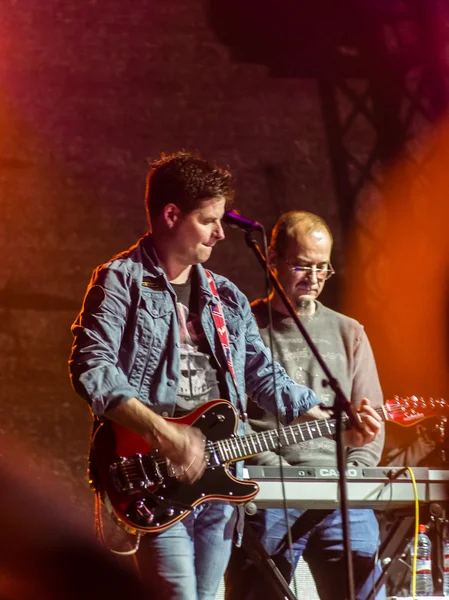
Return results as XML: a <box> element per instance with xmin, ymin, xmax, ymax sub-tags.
<box><xmin>406</xmin><ymin>467</ymin><xmax>420</xmax><ymax>600</ymax></box>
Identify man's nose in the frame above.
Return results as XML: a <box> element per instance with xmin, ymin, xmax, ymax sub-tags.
<box><xmin>305</xmin><ymin>267</ymin><xmax>319</xmax><ymax>283</ymax></box>
<box><xmin>215</xmin><ymin>222</ymin><xmax>225</xmax><ymax>241</ymax></box>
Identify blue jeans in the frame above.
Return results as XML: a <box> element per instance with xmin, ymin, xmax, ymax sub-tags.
<box><xmin>136</xmin><ymin>502</ymin><xmax>236</xmax><ymax>600</ymax></box>
<box><xmin>226</xmin><ymin>508</ymin><xmax>386</xmax><ymax>600</ymax></box>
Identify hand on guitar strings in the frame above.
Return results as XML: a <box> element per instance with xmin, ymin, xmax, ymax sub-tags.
<box><xmin>155</xmin><ymin>422</ymin><xmax>207</xmax><ymax>484</ymax></box>
<box><xmin>295</xmin><ymin>398</ymin><xmax>381</xmax><ymax>448</ymax></box>
<box><xmin>343</xmin><ymin>398</ymin><xmax>382</xmax><ymax>448</ymax></box>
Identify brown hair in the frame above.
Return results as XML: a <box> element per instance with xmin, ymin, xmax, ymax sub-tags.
<box><xmin>145</xmin><ymin>151</ymin><xmax>235</xmax><ymax>223</ymax></box>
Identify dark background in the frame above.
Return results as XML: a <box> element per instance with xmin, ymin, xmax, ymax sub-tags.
<box><xmin>0</xmin><ymin>0</ymin><xmax>448</xmax><ymax>522</ymax></box>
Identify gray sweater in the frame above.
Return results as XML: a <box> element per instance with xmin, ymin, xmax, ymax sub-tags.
<box><xmin>247</xmin><ymin>299</ymin><xmax>384</xmax><ymax>467</ymax></box>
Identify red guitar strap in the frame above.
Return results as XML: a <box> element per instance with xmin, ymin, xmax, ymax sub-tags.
<box><xmin>205</xmin><ymin>270</ymin><xmax>247</xmax><ymax>421</ymax></box>
<box><xmin>205</xmin><ymin>270</ymin><xmax>238</xmax><ymax>386</ymax></box>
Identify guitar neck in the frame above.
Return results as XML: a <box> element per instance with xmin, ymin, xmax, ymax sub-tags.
<box><xmin>217</xmin><ymin>405</ymin><xmax>386</xmax><ymax>464</ymax></box>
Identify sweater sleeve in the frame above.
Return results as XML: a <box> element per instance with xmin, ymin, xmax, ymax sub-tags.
<box><xmin>346</xmin><ymin>326</ymin><xmax>385</xmax><ymax>467</ymax></box>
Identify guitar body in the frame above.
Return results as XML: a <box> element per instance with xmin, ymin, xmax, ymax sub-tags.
<box><xmin>89</xmin><ymin>400</ymin><xmax>259</xmax><ymax>534</ymax></box>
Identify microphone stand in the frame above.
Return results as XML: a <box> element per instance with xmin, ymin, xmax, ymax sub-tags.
<box><xmin>244</xmin><ymin>230</ymin><xmax>363</xmax><ymax>600</ymax></box>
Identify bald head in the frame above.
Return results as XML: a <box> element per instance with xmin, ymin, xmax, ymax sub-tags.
<box><xmin>270</xmin><ymin>211</ymin><xmax>333</xmax><ymax>258</ymax></box>
<box><xmin>268</xmin><ymin>212</ymin><xmax>334</xmax><ymax>315</ymax></box>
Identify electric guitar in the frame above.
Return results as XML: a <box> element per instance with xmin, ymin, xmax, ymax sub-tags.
<box><xmin>89</xmin><ymin>396</ymin><xmax>447</xmax><ymax>535</ymax></box>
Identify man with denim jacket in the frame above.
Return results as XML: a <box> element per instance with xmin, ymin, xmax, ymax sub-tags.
<box><xmin>69</xmin><ymin>154</ymin><xmax>381</xmax><ymax>600</ymax></box>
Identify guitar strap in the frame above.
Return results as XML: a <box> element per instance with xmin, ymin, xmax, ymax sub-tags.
<box><xmin>205</xmin><ymin>269</ymin><xmax>247</xmax><ymax>421</ymax></box>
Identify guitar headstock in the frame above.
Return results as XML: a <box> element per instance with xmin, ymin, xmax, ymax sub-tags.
<box><xmin>384</xmin><ymin>396</ymin><xmax>448</xmax><ymax>427</ymax></box>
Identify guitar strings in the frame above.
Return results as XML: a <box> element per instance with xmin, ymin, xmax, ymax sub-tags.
<box><xmin>116</xmin><ymin>400</ymin><xmax>436</xmax><ymax>484</ymax></box>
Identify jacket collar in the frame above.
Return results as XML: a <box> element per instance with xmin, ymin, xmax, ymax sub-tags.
<box><xmin>139</xmin><ymin>232</ymin><xmax>214</xmax><ymax>301</ymax></box>
<box><xmin>139</xmin><ymin>232</ymin><xmax>165</xmax><ymax>280</ymax></box>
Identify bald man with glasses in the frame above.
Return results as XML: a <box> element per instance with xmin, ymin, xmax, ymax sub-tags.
<box><xmin>226</xmin><ymin>211</ymin><xmax>385</xmax><ymax>600</ymax></box>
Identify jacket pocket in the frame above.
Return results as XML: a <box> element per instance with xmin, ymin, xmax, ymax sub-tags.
<box><xmin>140</xmin><ymin>289</ymin><xmax>173</xmax><ymax>318</ymax></box>
<box><xmin>222</xmin><ymin>304</ymin><xmax>244</xmax><ymax>345</ymax></box>
<box><xmin>129</xmin><ymin>290</ymin><xmax>174</xmax><ymax>387</ymax></box>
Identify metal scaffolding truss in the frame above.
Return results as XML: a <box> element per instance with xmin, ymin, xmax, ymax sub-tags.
<box><xmin>316</xmin><ymin>0</ymin><xmax>448</xmax><ymax>321</ymax></box>
<box><xmin>319</xmin><ymin>0</ymin><xmax>448</xmax><ymax>237</ymax></box>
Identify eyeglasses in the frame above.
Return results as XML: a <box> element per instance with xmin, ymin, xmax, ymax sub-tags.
<box><xmin>283</xmin><ymin>260</ymin><xmax>335</xmax><ymax>281</ymax></box>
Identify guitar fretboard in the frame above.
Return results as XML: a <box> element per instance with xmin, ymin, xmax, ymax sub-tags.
<box><xmin>211</xmin><ymin>405</ymin><xmax>387</xmax><ymax>464</ymax></box>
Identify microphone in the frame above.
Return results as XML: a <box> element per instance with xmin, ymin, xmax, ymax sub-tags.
<box><xmin>222</xmin><ymin>210</ymin><xmax>263</xmax><ymax>232</ymax></box>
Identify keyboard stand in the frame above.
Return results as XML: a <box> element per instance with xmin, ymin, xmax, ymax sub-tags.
<box><xmin>243</xmin><ymin>508</ymin><xmax>417</xmax><ymax>600</ymax></box>
<box><xmin>241</xmin><ymin>523</ymin><xmax>297</xmax><ymax>600</ymax></box>
<box><xmin>360</xmin><ymin>512</ymin><xmax>415</xmax><ymax>599</ymax></box>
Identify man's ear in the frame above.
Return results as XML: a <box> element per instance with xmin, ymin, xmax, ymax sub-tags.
<box><xmin>162</xmin><ymin>203</ymin><xmax>181</xmax><ymax>229</ymax></box>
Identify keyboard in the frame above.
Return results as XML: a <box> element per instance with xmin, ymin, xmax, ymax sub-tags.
<box><xmin>243</xmin><ymin>466</ymin><xmax>449</xmax><ymax>509</ymax></box>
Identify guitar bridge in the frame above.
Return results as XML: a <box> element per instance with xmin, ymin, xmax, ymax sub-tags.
<box><xmin>110</xmin><ymin>453</ymin><xmax>163</xmax><ymax>493</ymax></box>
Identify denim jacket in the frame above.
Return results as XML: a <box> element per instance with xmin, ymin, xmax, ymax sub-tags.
<box><xmin>69</xmin><ymin>233</ymin><xmax>318</xmax><ymax>431</ymax></box>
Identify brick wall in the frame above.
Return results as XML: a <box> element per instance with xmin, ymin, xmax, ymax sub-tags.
<box><xmin>0</xmin><ymin>0</ymin><xmax>337</xmax><ymax>513</ymax></box>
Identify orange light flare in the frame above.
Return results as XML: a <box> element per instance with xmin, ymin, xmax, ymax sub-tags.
<box><xmin>344</xmin><ymin>116</ymin><xmax>449</xmax><ymax>401</ymax></box>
